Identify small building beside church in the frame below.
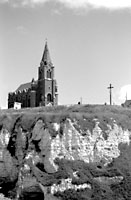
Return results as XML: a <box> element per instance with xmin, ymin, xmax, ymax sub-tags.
<box><xmin>121</xmin><ymin>100</ymin><xmax>131</xmax><ymax>108</ymax></box>
<box><xmin>8</xmin><ymin>41</ymin><xmax>58</xmax><ymax>108</ymax></box>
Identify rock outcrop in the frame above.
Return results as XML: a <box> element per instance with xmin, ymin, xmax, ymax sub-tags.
<box><xmin>0</xmin><ymin>105</ymin><xmax>131</xmax><ymax>200</ymax></box>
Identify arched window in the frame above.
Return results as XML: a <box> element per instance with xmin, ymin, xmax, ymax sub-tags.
<box><xmin>18</xmin><ymin>95</ymin><xmax>21</xmax><ymax>102</ymax></box>
<box><xmin>47</xmin><ymin>93</ymin><xmax>52</xmax><ymax>102</ymax></box>
<box><xmin>47</xmin><ymin>70</ymin><xmax>51</xmax><ymax>79</ymax></box>
<box><xmin>55</xmin><ymin>86</ymin><xmax>58</xmax><ymax>93</ymax></box>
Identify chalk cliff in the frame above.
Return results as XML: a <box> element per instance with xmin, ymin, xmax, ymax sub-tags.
<box><xmin>0</xmin><ymin>105</ymin><xmax>131</xmax><ymax>200</ymax></box>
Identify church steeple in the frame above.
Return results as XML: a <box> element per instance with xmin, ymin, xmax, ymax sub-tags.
<box><xmin>41</xmin><ymin>41</ymin><xmax>52</xmax><ymax>65</ymax></box>
<box><xmin>38</xmin><ymin>40</ymin><xmax>58</xmax><ymax>106</ymax></box>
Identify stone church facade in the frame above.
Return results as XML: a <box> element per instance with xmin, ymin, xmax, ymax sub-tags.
<box><xmin>8</xmin><ymin>42</ymin><xmax>58</xmax><ymax>108</ymax></box>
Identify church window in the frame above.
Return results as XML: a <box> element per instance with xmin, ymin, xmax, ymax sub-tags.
<box><xmin>47</xmin><ymin>70</ymin><xmax>51</xmax><ymax>79</ymax></box>
<box><xmin>55</xmin><ymin>86</ymin><xmax>58</xmax><ymax>93</ymax></box>
<box><xmin>13</xmin><ymin>96</ymin><xmax>16</xmax><ymax>101</ymax></box>
<box><xmin>47</xmin><ymin>93</ymin><xmax>52</xmax><ymax>102</ymax></box>
<box><xmin>40</xmin><ymin>94</ymin><xmax>42</xmax><ymax>101</ymax></box>
<box><xmin>23</xmin><ymin>93</ymin><xmax>26</xmax><ymax>100</ymax></box>
<box><xmin>18</xmin><ymin>96</ymin><xmax>21</xmax><ymax>101</ymax></box>
<box><xmin>27</xmin><ymin>96</ymin><xmax>30</xmax><ymax>107</ymax></box>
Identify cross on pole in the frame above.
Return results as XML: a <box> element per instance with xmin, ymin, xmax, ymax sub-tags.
<box><xmin>107</xmin><ymin>84</ymin><xmax>114</xmax><ymax>105</ymax></box>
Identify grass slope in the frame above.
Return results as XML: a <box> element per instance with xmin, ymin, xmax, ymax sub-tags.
<box><xmin>1</xmin><ymin>104</ymin><xmax>131</xmax><ymax>132</ymax></box>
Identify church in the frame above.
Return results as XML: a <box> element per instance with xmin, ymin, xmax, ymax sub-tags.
<box><xmin>8</xmin><ymin>41</ymin><xmax>58</xmax><ymax>108</ymax></box>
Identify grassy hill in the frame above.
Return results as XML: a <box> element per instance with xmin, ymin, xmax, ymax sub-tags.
<box><xmin>1</xmin><ymin>104</ymin><xmax>131</xmax><ymax>131</ymax></box>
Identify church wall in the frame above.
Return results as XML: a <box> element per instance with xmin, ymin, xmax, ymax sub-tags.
<box><xmin>38</xmin><ymin>66</ymin><xmax>46</xmax><ymax>80</ymax></box>
<box><xmin>45</xmin><ymin>79</ymin><xmax>53</xmax><ymax>99</ymax></box>
<box><xmin>21</xmin><ymin>92</ymin><xmax>27</xmax><ymax>108</ymax></box>
<box><xmin>8</xmin><ymin>91</ymin><xmax>29</xmax><ymax>109</ymax></box>
<box><xmin>37</xmin><ymin>80</ymin><xmax>45</xmax><ymax>105</ymax></box>
<box><xmin>55</xmin><ymin>94</ymin><xmax>58</xmax><ymax>106</ymax></box>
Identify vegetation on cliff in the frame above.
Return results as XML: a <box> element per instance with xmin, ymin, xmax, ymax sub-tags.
<box><xmin>0</xmin><ymin>105</ymin><xmax>131</xmax><ymax>200</ymax></box>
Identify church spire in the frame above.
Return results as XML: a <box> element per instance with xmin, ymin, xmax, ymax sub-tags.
<box><xmin>41</xmin><ymin>40</ymin><xmax>52</xmax><ymax>65</ymax></box>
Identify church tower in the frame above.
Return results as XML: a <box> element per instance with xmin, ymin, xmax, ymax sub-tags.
<box><xmin>37</xmin><ymin>41</ymin><xmax>58</xmax><ymax>106</ymax></box>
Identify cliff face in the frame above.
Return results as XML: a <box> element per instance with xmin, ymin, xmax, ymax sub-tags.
<box><xmin>0</xmin><ymin>105</ymin><xmax>131</xmax><ymax>200</ymax></box>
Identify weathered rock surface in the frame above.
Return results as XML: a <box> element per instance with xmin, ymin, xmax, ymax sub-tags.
<box><xmin>0</xmin><ymin>105</ymin><xmax>131</xmax><ymax>200</ymax></box>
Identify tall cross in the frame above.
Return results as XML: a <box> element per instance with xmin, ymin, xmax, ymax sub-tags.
<box><xmin>107</xmin><ymin>84</ymin><xmax>114</xmax><ymax>105</ymax></box>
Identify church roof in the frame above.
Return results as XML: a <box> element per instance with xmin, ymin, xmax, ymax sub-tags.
<box><xmin>41</xmin><ymin>41</ymin><xmax>52</xmax><ymax>64</ymax></box>
<box><xmin>15</xmin><ymin>82</ymin><xmax>31</xmax><ymax>92</ymax></box>
<box><xmin>123</xmin><ymin>100</ymin><xmax>131</xmax><ymax>107</ymax></box>
<box><xmin>15</xmin><ymin>80</ymin><xmax>37</xmax><ymax>93</ymax></box>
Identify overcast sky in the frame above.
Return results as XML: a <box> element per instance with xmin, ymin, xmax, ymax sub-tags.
<box><xmin>1</xmin><ymin>0</ymin><xmax>131</xmax><ymax>108</ymax></box>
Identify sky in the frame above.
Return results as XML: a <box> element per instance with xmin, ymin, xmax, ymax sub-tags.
<box><xmin>1</xmin><ymin>0</ymin><xmax>131</xmax><ymax>108</ymax></box>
